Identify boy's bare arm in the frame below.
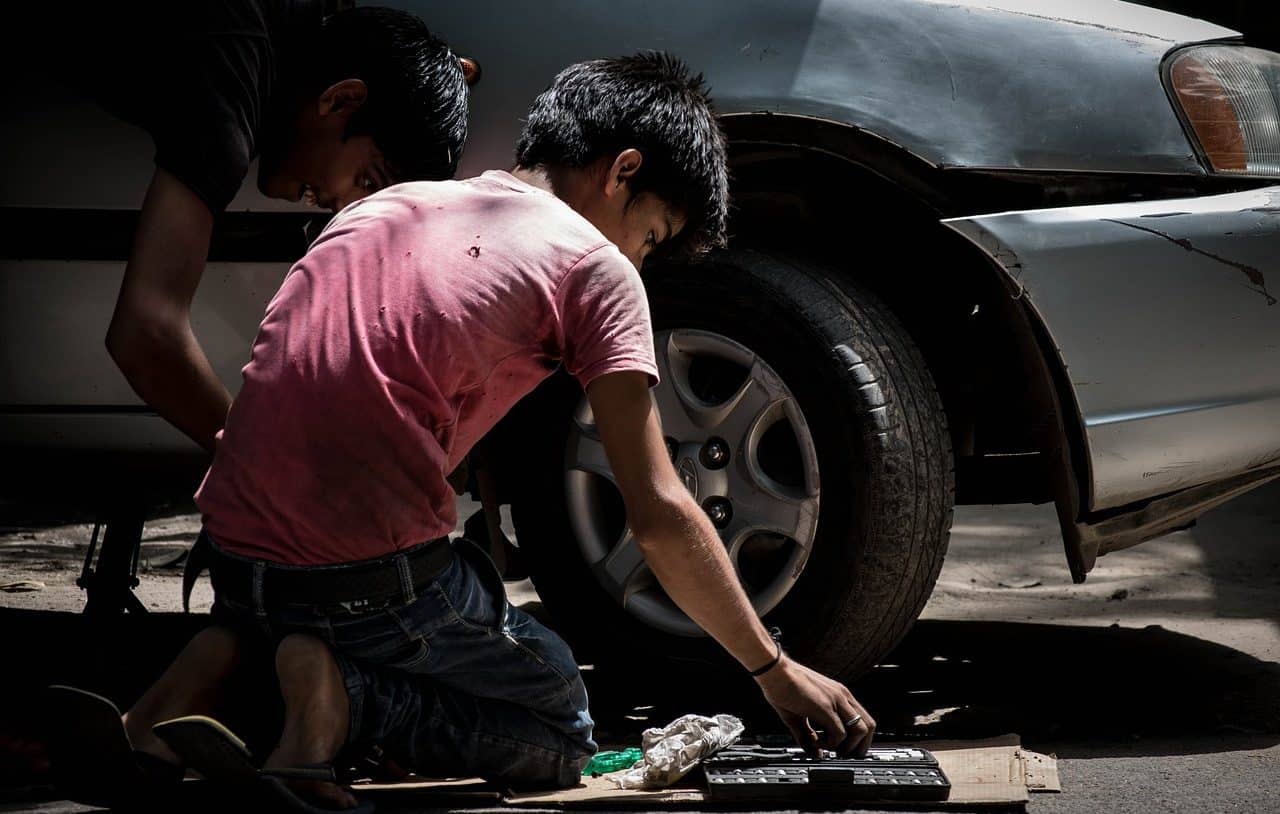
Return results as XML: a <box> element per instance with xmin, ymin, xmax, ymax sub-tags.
<box><xmin>586</xmin><ymin>371</ymin><xmax>875</xmax><ymax>756</ymax></box>
<box><xmin>105</xmin><ymin>168</ymin><xmax>231</xmax><ymax>453</ymax></box>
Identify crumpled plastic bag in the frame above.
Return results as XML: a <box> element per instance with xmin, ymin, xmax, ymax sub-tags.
<box><xmin>609</xmin><ymin>713</ymin><xmax>745</xmax><ymax>789</ymax></box>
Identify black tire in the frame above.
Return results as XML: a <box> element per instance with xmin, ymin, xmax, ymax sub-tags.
<box><xmin>510</xmin><ymin>249</ymin><xmax>954</xmax><ymax>681</ymax></box>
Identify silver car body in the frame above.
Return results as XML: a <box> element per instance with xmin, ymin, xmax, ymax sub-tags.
<box><xmin>946</xmin><ymin>188</ymin><xmax>1280</xmax><ymax>510</ymax></box>
<box><xmin>3</xmin><ymin>0</ymin><xmax>1278</xmax><ymax>574</ymax></box>
<box><xmin>429</xmin><ymin>0</ymin><xmax>1237</xmax><ymax>176</ymax></box>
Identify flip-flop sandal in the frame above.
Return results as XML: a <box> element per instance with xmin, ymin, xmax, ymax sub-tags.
<box><xmin>155</xmin><ymin>715</ymin><xmax>374</xmax><ymax>813</ymax></box>
<box><xmin>152</xmin><ymin>716</ymin><xmax>258</xmax><ymax>783</ymax></box>
<box><xmin>45</xmin><ymin>685</ymin><xmax>182</xmax><ymax>807</ymax></box>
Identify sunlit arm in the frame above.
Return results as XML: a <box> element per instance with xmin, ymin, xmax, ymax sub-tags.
<box><xmin>586</xmin><ymin>371</ymin><xmax>777</xmax><ymax>667</ymax></box>
<box><xmin>586</xmin><ymin>370</ymin><xmax>876</xmax><ymax>756</ymax></box>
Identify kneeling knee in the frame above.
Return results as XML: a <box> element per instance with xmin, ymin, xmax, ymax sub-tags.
<box><xmin>275</xmin><ymin>633</ymin><xmax>333</xmax><ymax>675</ymax></box>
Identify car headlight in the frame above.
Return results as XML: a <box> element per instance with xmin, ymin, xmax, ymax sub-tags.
<box><xmin>1166</xmin><ymin>45</ymin><xmax>1280</xmax><ymax>176</ymax></box>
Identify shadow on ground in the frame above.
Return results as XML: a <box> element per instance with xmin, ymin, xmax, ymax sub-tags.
<box><xmin>587</xmin><ymin>619</ymin><xmax>1279</xmax><ymax>758</ymax></box>
<box><xmin>3</xmin><ymin>609</ymin><xmax>1276</xmax><ymax>794</ymax></box>
<box><xmin>1188</xmin><ymin>481</ymin><xmax>1280</xmax><ymax>637</ymax></box>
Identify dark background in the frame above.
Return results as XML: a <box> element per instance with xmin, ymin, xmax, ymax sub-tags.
<box><xmin>1135</xmin><ymin>1</ymin><xmax>1280</xmax><ymax>50</ymax></box>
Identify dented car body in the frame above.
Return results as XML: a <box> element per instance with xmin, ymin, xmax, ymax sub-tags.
<box><xmin>947</xmin><ymin>188</ymin><xmax>1279</xmax><ymax>508</ymax></box>
<box><xmin>3</xmin><ymin>0</ymin><xmax>1278</xmax><ymax>670</ymax></box>
<box><xmin>945</xmin><ymin>187</ymin><xmax>1280</xmax><ymax>575</ymax></box>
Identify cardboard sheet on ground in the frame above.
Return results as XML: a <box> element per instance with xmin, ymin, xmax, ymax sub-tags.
<box><xmin>353</xmin><ymin>735</ymin><xmax>1059</xmax><ymax>808</ymax></box>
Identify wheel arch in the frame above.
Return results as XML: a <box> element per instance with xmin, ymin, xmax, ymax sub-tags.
<box><xmin>487</xmin><ymin>114</ymin><xmax>1095</xmax><ymax>579</ymax></box>
<box><xmin>716</xmin><ymin>113</ymin><xmax>1092</xmax><ymax>555</ymax></box>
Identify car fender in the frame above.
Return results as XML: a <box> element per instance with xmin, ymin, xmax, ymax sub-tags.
<box><xmin>943</xmin><ymin>186</ymin><xmax>1280</xmax><ymax>517</ymax></box>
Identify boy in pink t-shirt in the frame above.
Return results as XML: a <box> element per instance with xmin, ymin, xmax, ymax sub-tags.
<box><xmin>56</xmin><ymin>54</ymin><xmax>874</xmax><ymax>811</ymax></box>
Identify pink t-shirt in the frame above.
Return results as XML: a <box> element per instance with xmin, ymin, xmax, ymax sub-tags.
<box><xmin>195</xmin><ymin>171</ymin><xmax>658</xmax><ymax>565</ymax></box>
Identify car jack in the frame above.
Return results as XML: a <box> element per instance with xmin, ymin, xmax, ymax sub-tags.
<box><xmin>77</xmin><ymin>508</ymin><xmax>148</xmax><ymax>616</ymax></box>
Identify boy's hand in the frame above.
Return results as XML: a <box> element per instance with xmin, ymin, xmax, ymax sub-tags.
<box><xmin>755</xmin><ymin>656</ymin><xmax>875</xmax><ymax>757</ymax></box>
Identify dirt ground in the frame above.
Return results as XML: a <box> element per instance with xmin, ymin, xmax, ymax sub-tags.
<box><xmin>2</xmin><ymin>484</ymin><xmax>1278</xmax><ymax>812</ymax></box>
<box><xmin>4</xmin><ymin>490</ymin><xmax>1278</xmax><ymax>662</ymax></box>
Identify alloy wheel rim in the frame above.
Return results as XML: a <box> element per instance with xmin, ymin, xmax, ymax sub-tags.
<box><xmin>564</xmin><ymin>329</ymin><xmax>821</xmax><ymax>636</ymax></box>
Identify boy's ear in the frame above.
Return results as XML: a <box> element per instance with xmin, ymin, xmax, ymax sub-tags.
<box><xmin>317</xmin><ymin>78</ymin><xmax>370</xmax><ymax>118</ymax></box>
<box><xmin>459</xmin><ymin>56</ymin><xmax>482</xmax><ymax>86</ymax></box>
<box><xmin>602</xmin><ymin>149</ymin><xmax>644</xmax><ymax>199</ymax></box>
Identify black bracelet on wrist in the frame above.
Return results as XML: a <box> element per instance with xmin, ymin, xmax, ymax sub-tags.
<box><xmin>749</xmin><ymin>627</ymin><xmax>784</xmax><ymax>677</ymax></box>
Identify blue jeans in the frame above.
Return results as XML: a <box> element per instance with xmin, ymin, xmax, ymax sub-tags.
<box><xmin>209</xmin><ymin>536</ymin><xmax>596</xmax><ymax>790</ymax></box>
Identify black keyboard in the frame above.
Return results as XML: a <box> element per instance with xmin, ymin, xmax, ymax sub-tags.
<box><xmin>704</xmin><ymin>744</ymin><xmax>950</xmax><ymax>802</ymax></box>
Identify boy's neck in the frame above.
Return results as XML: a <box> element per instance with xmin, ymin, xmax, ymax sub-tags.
<box><xmin>508</xmin><ymin>164</ymin><xmax>603</xmax><ymax>235</ymax></box>
<box><xmin>509</xmin><ymin>165</ymin><xmax>557</xmax><ymax>196</ymax></box>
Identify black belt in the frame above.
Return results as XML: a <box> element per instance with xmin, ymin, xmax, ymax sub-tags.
<box><xmin>187</xmin><ymin>532</ymin><xmax>453</xmax><ymax>613</ymax></box>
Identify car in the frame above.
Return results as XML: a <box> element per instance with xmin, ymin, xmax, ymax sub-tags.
<box><xmin>3</xmin><ymin>0</ymin><xmax>1278</xmax><ymax>681</ymax></box>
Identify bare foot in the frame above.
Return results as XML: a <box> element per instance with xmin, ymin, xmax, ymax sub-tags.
<box><xmin>267</xmin><ymin>634</ymin><xmax>358</xmax><ymax>810</ymax></box>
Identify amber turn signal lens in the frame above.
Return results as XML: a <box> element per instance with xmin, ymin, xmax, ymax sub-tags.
<box><xmin>1167</xmin><ymin>46</ymin><xmax>1280</xmax><ymax>176</ymax></box>
<box><xmin>1170</xmin><ymin>52</ymin><xmax>1247</xmax><ymax>171</ymax></box>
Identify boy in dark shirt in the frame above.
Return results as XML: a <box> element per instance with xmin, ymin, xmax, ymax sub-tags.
<box><xmin>29</xmin><ymin>1</ymin><xmax>474</xmax><ymax>452</ymax></box>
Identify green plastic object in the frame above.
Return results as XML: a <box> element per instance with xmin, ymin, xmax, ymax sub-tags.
<box><xmin>584</xmin><ymin>747</ymin><xmax>644</xmax><ymax>777</ymax></box>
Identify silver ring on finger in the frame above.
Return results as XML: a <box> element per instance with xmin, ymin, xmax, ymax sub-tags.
<box><xmin>844</xmin><ymin>714</ymin><xmax>863</xmax><ymax>729</ymax></box>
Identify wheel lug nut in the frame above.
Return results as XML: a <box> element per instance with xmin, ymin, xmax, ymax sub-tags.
<box><xmin>701</xmin><ymin>437</ymin><xmax>730</xmax><ymax>470</ymax></box>
<box><xmin>703</xmin><ymin>497</ymin><xmax>732</xmax><ymax>529</ymax></box>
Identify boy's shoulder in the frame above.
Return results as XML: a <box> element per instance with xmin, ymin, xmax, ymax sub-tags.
<box><xmin>461</xmin><ymin>170</ymin><xmax>598</xmax><ymax>233</ymax></box>
<box><xmin>409</xmin><ymin>172</ymin><xmax>615</xmax><ymax>254</ymax></box>
<box><xmin>320</xmin><ymin>172</ymin><xmax>624</xmax><ymax>275</ymax></box>
<box><xmin>356</xmin><ymin>172</ymin><xmax>599</xmax><ymax>233</ymax></box>
<box><xmin>369</xmin><ymin>171</ymin><xmax>563</xmax><ymax>214</ymax></box>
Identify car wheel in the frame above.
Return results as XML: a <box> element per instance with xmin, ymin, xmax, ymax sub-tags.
<box><xmin>510</xmin><ymin>249</ymin><xmax>954</xmax><ymax>681</ymax></box>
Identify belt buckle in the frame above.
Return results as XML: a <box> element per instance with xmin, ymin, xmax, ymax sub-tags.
<box><xmin>333</xmin><ymin>596</ymin><xmax>391</xmax><ymax>615</ymax></box>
